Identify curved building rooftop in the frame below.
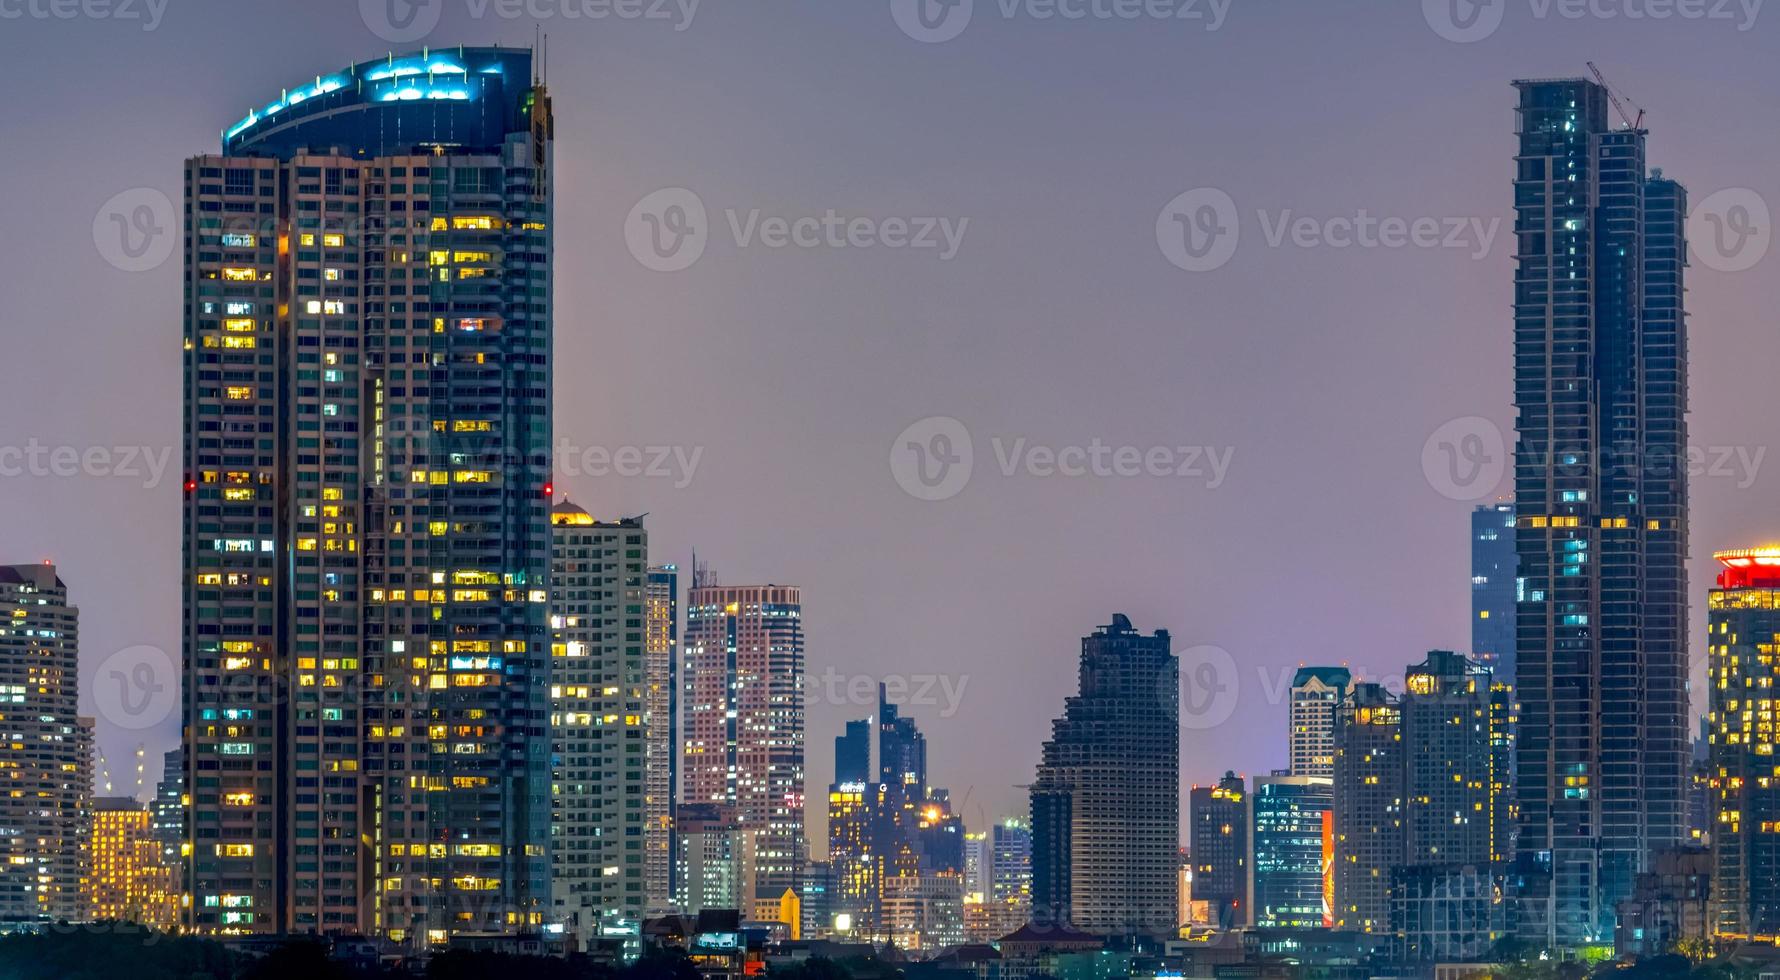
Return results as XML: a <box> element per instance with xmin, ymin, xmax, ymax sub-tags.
<box><xmin>223</xmin><ymin>46</ymin><xmax>536</xmax><ymax>159</ymax></box>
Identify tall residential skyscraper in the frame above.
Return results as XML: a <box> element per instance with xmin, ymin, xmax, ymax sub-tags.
<box><xmin>0</xmin><ymin>564</ymin><xmax>90</xmax><ymax>924</ymax></box>
<box><xmin>1472</xmin><ymin>502</ymin><xmax>1518</xmax><ymax>675</ymax></box>
<box><xmin>646</xmin><ymin>564</ymin><xmax>679</xmax><ymax>913</ymax></box>
<box><xmin>1289</xmin><ymin>667</ymin><xmax>1351</xmax><ymax>778</ymax></box>
<box><xmin>550</xmin><ymin>502</ymin><xmax>649</xmax><ymax>938</ymax></box>
<box><xmin>1031</xmin><ymin>615</ymin><xmax>1178</xmax><ymax>935</ymax></box>
<box><xmin>1189</xmin><ymin>771</ymin><xmax>1250</xmax><ymax>930</ymax></box>
<box><xmin>1331</xmin><ymin>683</ymin><xmax>1402</xmax><ymax>933</ymax></box>
<box><xmin>1250</xmin><ymin>773</ymin><xmax>1333</xmax><ymax>929</ymax></box>
<box><xmin>1706</xmin><ymin>547</ymin><xmax>1780</xmax><ymax>940</ymax></box>
<box><xmin>182</xmin><ymin>48</ymin><xmax>554</xmax><ymax>942</ymax></box>
<box><xmin>1510</xmin><ymin>76</ymin><xmax>1690</xmax><ymax>947</ymax></box>
<box><xmin>682</xmin><ymin>578</ymin><xmax>806</xmax><ymax>919</ymax></box>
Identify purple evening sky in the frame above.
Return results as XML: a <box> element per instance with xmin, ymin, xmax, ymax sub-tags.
<box><xmin>1</xmin><ymin>0</ymin><xmax>1777</xmax><ymax>842</ymax></box>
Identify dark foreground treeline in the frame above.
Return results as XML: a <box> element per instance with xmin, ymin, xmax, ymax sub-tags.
<box><xmin>0</xmin><ymin>926</ymin><xmax>860</xmax><ymax>980</ymax></box>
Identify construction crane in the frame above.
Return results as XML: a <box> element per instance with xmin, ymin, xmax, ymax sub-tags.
<box><xmin>1587</xmin><ymin>61</ymin><xmax>1645</xmax><ymax>130</ymax></box>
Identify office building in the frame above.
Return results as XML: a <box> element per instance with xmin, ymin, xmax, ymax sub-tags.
<box><xmin>647</xmin><ymin>564</ymin><xmax>679</xmax><ymax>912</ymax></box>
<box><xmin>550</xmin><ymin>501</ymin><xmax>649</xmax><ymax>939</ymax></box>
<box><xmin>1289</xmin><ymin>667</ymin><xmax>1351</xmax><ymax>779</ymax></box>
<box><xmin>1188</xmin><ymin>771</ymin><xmax>1249</xmax><ymax>930</ymax></box>
<box><xmin>682</xmin><ymin>578</ymin><xmax>806</xmax><ymax>919</ymax></box>
<box><xmin>182</xmin><ymin>47</ymin><xmax>554</xmax><ymax>941</ymax></box>
<box><xmin>1472</xmin><ymin>503</ymin><xmax>1518</xmax><ymax>675</ymax></box>
<box><xmin>0</xmin><ymin>564</ymin><xmax>91</xmax><ymax>924</ymax></box>
<box><xmin>1250</xmin><ymin>773</ymin><xmax>1333</xmax><ymax>929</ymax></box>
<box><xmin>1510</xmin><ymin>76</ymin><xmax>1690</xmax><ymax>947</ymax></box>
<box><xmin>1707</xmin><ymin>547</ymin><xmax>1780</xmax><ymax>940</ymax></box>
<box><xmin>1030</xmin><ymin>615</ymin><xmax>1178</xmax><ymax>936</ymax></box>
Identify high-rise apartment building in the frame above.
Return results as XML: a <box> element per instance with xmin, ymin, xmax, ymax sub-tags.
<box><xmin>89</xmin><ymin>797</ymin><xmax>179</xmax><ymax>930</ymax></box>
<box><xmin>1188</xmin><ymin>771</ymin><xmax>1250</xmax><ymax>930</ymax></box>
<box><xmin>646</xmin><ymin>564</ymin><xmax>679</xmax><ymax>913</ymax></box>
<box><xmin>674</xmin><ymin>803</ymin><xmax>756</xmax><ymax>916</ymax></box>
<box><xmin>1289</xmin><ymin>667</ymin><xmax>1351</xmax><ymax>778</ymax></box>
<box><xmin>182</xmin><ymin>47</ymin><xmax>554</xmax><ymax>942</ymax></box>
<box><xmin>1332</xmin><ymin>683</ymin><xmax>1402</xmax><ymax>933</ymax></box>
<box><xmin>681</xmin><ymin>579</ymin><xmax>806</xmax><ymax>919</ymax></box>
<box><xmin>1472</xmin><ymin>503</ymin><xmax>1518</xmax><ymax>675</ymax></box>
<box><xmin>1510</xmin><ymin>76</ymin><xmax>1690</xmax><ymax>947</ymax></box>
<box><xmin>549</xmin><ymin>502</ymin><xmax>649</xmax><ymax>938</ymax></box>
<box><xmin>0</xmin><ymin>564</ymin><xmax>90</xmax><ymax>924</ymax></box>
<box><xmin>1706</xmin><ymin>547</ymin><xmax>1780</xmax><ymax>940</ymax></box>
<box><xmin>1402</xmin><ymin>651</ymin><xmax>1514</xmax><ymax>867</ymax></box>
<box><xmin>1250</xmin><ymin>773</ymin><xmax>1333</xmax><ymax>929</ymax></box>
<box><xmin>1030</xmin><ymin>615</ymin><xmax>1177</xmax><ymax>935</ymax></box>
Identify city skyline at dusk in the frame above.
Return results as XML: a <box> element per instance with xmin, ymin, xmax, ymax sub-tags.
<box><xmin>5</xmin><ymin>1</ymin><xmax>1780</xmax><ymax>965</ymax></box>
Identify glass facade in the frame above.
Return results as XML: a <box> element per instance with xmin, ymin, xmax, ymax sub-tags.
<box><xmin>1251</xmin><ymin>774</ymin><xmax>1333</xmax><ymax>929</ymax></box>
<box><xmin>1510</xmin><ymin>77</ymin><xmax>1689</xmax><ymax>948</ymax></box>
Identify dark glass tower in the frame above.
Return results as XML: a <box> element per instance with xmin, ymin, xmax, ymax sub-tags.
<box><xmin>182</xmin><ymin>47</ymin><xmax>553</xmax><ymax>943</ymax></box>
<box><xmin>1472</xmin><ymin>502</ymin><xmax>1518</xmax><ymax>676</ymax></box>
<box><xmin>835</xmin><ymin>719</ymin><xmax>871</xmax><ymax>786</ymax></box>
<box><xmin>1029</xmin><ymin>615</ymin><xmax>1178</xmax><ymax>935</ymax></box>
<box><xmin>1510</xmin><ymin>76</ymin><xmax>1689</xmax><ymax>948</ymax></box>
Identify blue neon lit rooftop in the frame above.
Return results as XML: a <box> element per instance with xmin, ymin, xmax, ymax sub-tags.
<box><xmin>223</xmin><ymin>47</ymin><xmax>536</xmax><ymax>159</ymax></box>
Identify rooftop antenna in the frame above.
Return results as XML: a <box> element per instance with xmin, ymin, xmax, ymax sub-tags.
<box><xmin>1586</xmin><ymin>61</ymin><xmax>1645</xmax><ymax>130</ymax></box>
